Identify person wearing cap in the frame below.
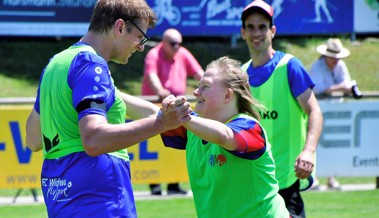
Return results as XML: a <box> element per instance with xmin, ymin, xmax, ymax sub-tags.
<box><xmin>310</xmin><ymin>38</ymin><xmax>361</xmax><ymax>98</ymax></box>
<box><xmin>309</xmin><ymin>38</ymin><xmax>361</xmax><ymax>191</ymax></box>
<box><xmin>240</xmin><ymin>1</ymin><xmax>323</xmax><ymax>217</ymax></box>
<box><xmin>142</xmin><ymin>28</ymin><xmax>204</xmax><ymax>196</ymax></box>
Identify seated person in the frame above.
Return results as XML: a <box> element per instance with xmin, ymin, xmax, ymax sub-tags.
<box><xmin>310</xmin><ymin>38</ymin><xmax>361</xmax><ymax>99</ymax></box>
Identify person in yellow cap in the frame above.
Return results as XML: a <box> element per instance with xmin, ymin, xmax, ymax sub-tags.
<box><xmin>240</xmin><ymin>1</ymin><xmax>324</xmax><ymax>217</ymax></box>
<box><xmin>310</xmin><ymin>38</ymin><xmax>362</xmax><ymax>99</ymax></box>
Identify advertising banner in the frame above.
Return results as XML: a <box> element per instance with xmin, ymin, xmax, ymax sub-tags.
<box><xmin>0</xmin><ymin>0</ymin><xmax>356</xmax><ymax>37</ymax></box>
<box><xmin>146</xmin><ymin>0</ymin><xmax>353</xmax><ymax>36</ymax></box>
<box><xmin>316</xmin><ymin>100</ymin><xmax>379</xmax><ymax>177</ymax></box>
<box><xmin>0</xmin><ymin>105</ymin><xmax>187</xmax><ymax>189</ymax></box>
<box><xmin>1</xmin><ymin>99</ymin><xmax>379</xmax><ymax>189</ymax></box>
<box><xmin>0</xmin><ymin>0</ymin><xmax>94</xmax><ymax>36</ymax></box>
<box><xmin>354</xmin><ymin>0</ymin><xmax>379</xmax><ymax>33</ymax></box>
<box><xmin>0</xmin><ymin>106</ymin><xmax>43</xmax><ymax>188</ymax></box>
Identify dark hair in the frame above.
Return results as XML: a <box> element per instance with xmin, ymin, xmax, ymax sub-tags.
<box><xmin>88</xmin><ymin>0</ymin><xmax>157</xmax><ymax>33</ymax></box>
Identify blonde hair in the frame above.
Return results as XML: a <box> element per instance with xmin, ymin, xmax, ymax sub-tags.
<box><xmin>206</xmin><ymin>56</ymin><xmax>265</xmax><ymax>120</ymax></box>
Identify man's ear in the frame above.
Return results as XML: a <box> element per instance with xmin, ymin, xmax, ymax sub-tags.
<box><xmin>271</xmin><ymin>25</ymin><xmax>276</xmax><ymax>37</ymax></box>
<box><xmin>240</xmin><ymin>27</ymin><xmax>245</xmax><ymax>40</ymax></box>
<box><xmin>114</xmin><ymin>19</ymin><xmax>124</xmax><ymax>35</ymax></box>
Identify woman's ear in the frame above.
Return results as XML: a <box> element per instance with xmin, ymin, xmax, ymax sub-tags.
<box><xmin>224</xmin><ymin>88</ymin><xmax>233</xmax><ymax>103</ymax></box>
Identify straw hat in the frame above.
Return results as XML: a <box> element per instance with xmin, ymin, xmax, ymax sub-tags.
<box><xmin>316</xmin><ymin>38</ymin><xmax>350</xmax><ymax>59</ymax></box>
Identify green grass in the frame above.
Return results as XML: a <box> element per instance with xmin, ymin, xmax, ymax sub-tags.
<box><xmin>0</xmin><ymin>177</ymin><xmax>377</xmax><ymax>218</ymax></box>
<box><xmin>302</xmin><ymin>190</ymin><xmax>379</xmax><ymax>218</ymax></box>
<box><xmin>1</xmin><ymin>189</ymin><xmax>378</xmax><ymax>218</ymax></box>
<box><xmin>276</xmin><ymin>37</ymin><xmax>379</xmax><ymax>91</ymax></box>
<box><xmin>0</xmin><ymin>74</ymin><xmax>38</xmax><ymax>97</ymax></box>
<box><xmin>1</xmin><ymin>36</ymin><xmax>378</xmax><ymax>97</ymax></box>
<box><xmin>0</xmin><ymin>177</ymin><xmax>375</xmax><ymax>197</ymax></box>
<box><xmin>0</xmin><ymin>204</ymin><xmax>47</xmax><ymax>218</ymax></box>
<box><xmin>136</xmin><ymin>198</ymin><xmax>197</xmax><ymax>218</ymax></box>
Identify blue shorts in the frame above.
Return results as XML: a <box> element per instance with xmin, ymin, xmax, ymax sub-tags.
<box><xmin>41</xmin><ymin>152</ymin><xmax>136</xmax><ymax>218</ymax></box>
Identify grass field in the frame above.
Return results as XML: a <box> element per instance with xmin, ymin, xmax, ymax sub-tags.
<box><xmin>1</xmin><ymin>36</ymin><xmax>379</xmax><ymax>97</ymax></box>
<box><xmin>1</xmin><ymin>177</ymin><xmax>378</xmax><ymax>218</ymax></box>
<box><xmin>1</xmin><ymin>189</ymin><xmax>378</xmax><ymax>218</ymax></box>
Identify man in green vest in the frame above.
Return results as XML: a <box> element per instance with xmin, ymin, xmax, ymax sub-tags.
<box><xmin>25</xmin><ymin>1</ymin><xmax>191</xmax><ymax>217</ymax></box>
<box><xmin>240</xmin><ymin>1</ymin><xmax>323</xmax><ymax>217</ymax></box>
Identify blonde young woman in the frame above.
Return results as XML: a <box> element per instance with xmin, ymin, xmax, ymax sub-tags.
<box><xmin>161</xmin><ymin>56</ymin><xmax>289</xmax><ymax>218</ymax></box>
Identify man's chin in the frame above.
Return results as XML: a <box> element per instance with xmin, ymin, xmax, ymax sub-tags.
<box><xmin>111</xmin><ymin>57</ymin><xmax>129</xmax><ymax>65</ymax></box>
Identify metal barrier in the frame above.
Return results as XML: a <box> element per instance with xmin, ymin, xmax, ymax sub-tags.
<box><xmin>1</xmin><ymin>91</ymin><xmax>379</xmax><ymax>105</ymax></box>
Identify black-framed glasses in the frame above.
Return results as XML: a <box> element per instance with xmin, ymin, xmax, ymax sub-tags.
<box><xmin>127</xmin><ymin>19</ymin><xmax>149</xmax><ymax>46</ymax></box>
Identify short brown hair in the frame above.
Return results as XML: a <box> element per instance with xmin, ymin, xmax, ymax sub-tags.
<box><xmin>88</xmin><ymin>0</ymin><xmax>157</xmax><ymax>33</ymax></box>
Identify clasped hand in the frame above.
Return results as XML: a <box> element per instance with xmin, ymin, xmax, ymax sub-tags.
<box><xmin>158</xmin><ymin>95</ymin><xmax>192</xmax><ymax>130</ymax></box>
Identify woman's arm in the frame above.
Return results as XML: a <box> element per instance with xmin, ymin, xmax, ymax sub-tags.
<box><xmin>183</xmin><ymin>116</ymin><xmax>238</xmax><ymax>151</ymax></box>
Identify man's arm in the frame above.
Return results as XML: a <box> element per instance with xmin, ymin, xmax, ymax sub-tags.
<box><xmin>324</xmin><ymin>80</ymin><xmax>354</xmax><ymax>95</ymax></box>
<box><xmin>26</xmin><ymin>109</ymin><xmax>43</xmax><ymax>152</ymax></box>
<box><xmin>146</xmin><ymin>73</ymin><xmax>171</xmax><ymax>99</ymax></box>
<box><xmin>79</xmin><ymin>97</ymin><xmax>191</xmax><ymax>157</ymax></box>
<box><xmin>120</xmin><ymin>92</ymin><xmax>159</xmax><ymax>119</ymax></box>
<box><xmin>295</xmin><ymin>88</ymin><xmax>323</xmax><ymax>179</ymax></box>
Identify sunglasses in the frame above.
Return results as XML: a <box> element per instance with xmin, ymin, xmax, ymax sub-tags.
<box><xmin>127</xmin><ymin>19</ymin><xmax>150</xmax><ymax>46</ymax></box>
<box><xmin>169</xmin><ymin>41</ymin><xmax>182</xmax><ymax>47</ymax></box>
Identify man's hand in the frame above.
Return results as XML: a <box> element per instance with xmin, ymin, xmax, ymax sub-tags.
<box><xmin>294</xmin><ymin>149</ymin><xmax>315</xmax><ymax>179</ymax></box>
<box><xmin>158</xmin><ymin>95</ymin><xmax>192</xmax><ymax>130</ymax></box>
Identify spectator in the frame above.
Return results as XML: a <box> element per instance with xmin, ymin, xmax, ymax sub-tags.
<box><xmin>161</xmin><ymin>56</ymin><xmax>290</xmax><ymax>218</ymax></box>
<box><xmin>141</xmin><ymin>28</ymin><xmax>204</xmax><ymax>195</ymax></box>
<box><xmin>310</xmin><ymin>38</ymin><xmax>362</xmax><ymax>99</ymax></box>
<box><xmin>141</xmin><ymin>28</ymin><xmax>204</xmax><ymax>100</ymax></box>
<box><xmin>240</xmin><ymin>1</ymin><xmax>323</xmax><ymax>217</ymax></box>
<box><xmin>25</xmin><ymin>1</ymin><xmax>191</xmax><ymax>217</ymax></box>
<box><xmin>309</xmin><ymin>38</ymin><xmax>361</xmax><ymax>190</ymax></box>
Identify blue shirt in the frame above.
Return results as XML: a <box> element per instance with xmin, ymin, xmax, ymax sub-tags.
<box><xmin>35</xmin><ymin>42</ymin><xmax>115</xmax><ymax>121</ymax></box>
<box><xmin>246</xmin><ymin>51</ymin><xmax>315</xmax><ymax>98</ymax></box>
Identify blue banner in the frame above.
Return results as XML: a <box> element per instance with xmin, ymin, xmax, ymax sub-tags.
<box><xmin>0</xmin><ymin>0</ymin><xmax>357</xmax><ymax>37</ymax></box>
<box><xmin>0</xmin><ymin>0</ymin><xmax>94</xmax><ymax>22</ymax></box>
<box><xmin>146</xmin><ymin>0</ymin><xmax>353</xmax><ymax>36</ymax></box>
<box><xmin>270</xmin><ymin>0</ymin><xmax>353</xmax><ymax>35</ymax></box>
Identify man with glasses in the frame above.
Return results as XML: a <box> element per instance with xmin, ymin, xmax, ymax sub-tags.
<box><xmin>25</xmin><ymin>1</ymin><xmax>192</xmax><ymax>217</ymax></box>
<box><xmin>141</xmin><ymin>28</ymin><xmax>204</xmax><ymax>195</ymax></box>
<box><xmin>128</xmin><ymin>18</ymin><xmax>150</xmax><ymax>46</ymax></box>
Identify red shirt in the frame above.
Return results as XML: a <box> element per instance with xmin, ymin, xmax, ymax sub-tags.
<box><xmin>141</xmin><ymin>42</ymin><xmax>202</xmax><ymax>96</ymax></box>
